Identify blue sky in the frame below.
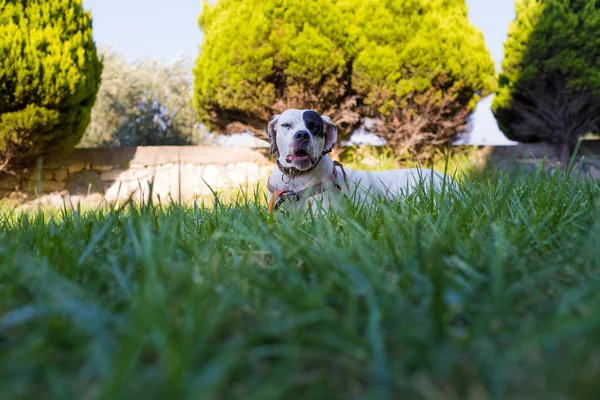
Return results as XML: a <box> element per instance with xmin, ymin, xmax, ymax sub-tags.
<box><xmin>83</xmin><ymin>0</ymin><xmax>517</xmax><ymax>145</ymax></box>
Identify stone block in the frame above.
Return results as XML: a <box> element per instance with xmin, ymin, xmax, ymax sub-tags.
<box><xmin>0</xmin><ymin>178</ymin><xmax>19</xmax><ymax>190</ymax></box>
<box><xmin>67</xmin><ymin>163</ymin><xmax>87</xmax><ymax>175</ymax></box>
<box><xmin>158</xmin><ymin>162</ymin><xmax>176</xmax><ymax>171</ymax></box>
<box><xmin>29</xmin><ymin>180</ymin><xmax>66</xmax><ymax>193</ymax></box>
<box><xmin>100</xmin><ymin>169</ymin><xmax>126</xmax><ymax>182</ymax></box>
<box><xmin>226</xmin><ymin>162</ymin><xmax>259</xmax><ymax>186</ymax></box>
<box><xmin>41</xmin><ymin>169</ymin><xmax>55</xmax><ymax>180</ymax></box>
<box><xmin>6</xmin><ymin>191</ymin><xmax>28</xmax><ymax>201</ymax></box>
<box><xmin>201</xmin><ymin>164</ymin><xmax>228</xmax><ymax>188</ymax></box>
<box><xmin>66</xmin><ymin>171</ymin><xmax>103</xmax><ymax>195</ymax></box>
<box><xmin>105</xmin><ymin>180</ymin><xmax>137</xmax><ymax>202</ymax></box>
<box><xmin>93</xmin><ymin>164</ymin><xmax>117</xmax><ymax>172</ymax></box>
<box><xmin>103</xmin><ymin>166</ymin><xmax>178</xmax><ymax>203</ymax></box>
<box><xmin>53</xmin><ymin>167</ymin><xmax>69</xmax><ymax>182</ymax></box>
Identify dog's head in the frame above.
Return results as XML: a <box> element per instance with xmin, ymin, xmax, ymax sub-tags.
<box><xmin>267</xmin><ymin>109</ymin><xmax>338</xmax><ymax>171</ymax></box>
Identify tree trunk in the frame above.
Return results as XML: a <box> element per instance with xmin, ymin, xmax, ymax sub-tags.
<box><xmin>557</xmin><ymin>141</ymin><xmax>572</xmax><ymax>171</ymax></box>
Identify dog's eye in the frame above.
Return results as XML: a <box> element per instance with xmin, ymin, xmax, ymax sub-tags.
<box><xmin>280</xmin><ymin>123</ymin><xmax>293</xmax><ymax>129</ymax></box>
<box><xmin>306</xmin><ymin>121</ymin><xmax>323</xmax><ymax>137</ymax></box>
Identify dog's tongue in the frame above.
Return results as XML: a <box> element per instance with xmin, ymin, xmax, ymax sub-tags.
<box><xmin>287</xmin><ymin>150</ymin><xmax>311</xmax><ymax>163</ymax></box>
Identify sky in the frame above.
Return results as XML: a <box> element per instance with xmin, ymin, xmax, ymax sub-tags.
<box><xmin>82</xmin><ymin>0</ymin><xmax>517</xmax><ymax>145</ymax></box>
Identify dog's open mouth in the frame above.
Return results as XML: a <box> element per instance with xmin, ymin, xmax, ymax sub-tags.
<box><xmin>294</xmin><ymin>149</ymin><xmax>310</xmax><ymax>159</ymax></box>
<box><xmin>286</xmin><ymin>149</ymin><xmax>312</xmax><ymax>163</ymax></box>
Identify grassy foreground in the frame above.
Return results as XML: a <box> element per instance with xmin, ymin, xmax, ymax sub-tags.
<box><xmin>1</xmin><ymin>168</ymin><xmax>600</xmax><ymax>399</ymax></box>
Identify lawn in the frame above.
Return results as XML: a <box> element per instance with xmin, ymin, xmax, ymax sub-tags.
<box><xmin>1</xmin><ymin>166</ymin><xmax>600</xmax><ymax>399</ymax></box>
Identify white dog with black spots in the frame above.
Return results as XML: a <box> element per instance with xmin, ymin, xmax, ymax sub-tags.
<box><xmin>266</xmin><ymin>109</ymin><xmax>454</xmax><ymax>213</ymax></box>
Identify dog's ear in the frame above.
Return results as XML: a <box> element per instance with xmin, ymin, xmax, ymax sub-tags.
<box><xmin>321</xmin><ymin>115</ymin><xmax>338</xmax><ymax>155</ymax></box>
<box><xmin>267</xmin><ymin>114</ymin><xmax>280</xmax><ymax>156</ymax></box>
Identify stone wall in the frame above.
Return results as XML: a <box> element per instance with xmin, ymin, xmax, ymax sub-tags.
<box><xmin>2</xmin><ymin>141</ymin><xmax>599</xmax><ymax>205</ymax></box>
<box><xmin>484</xmin><ymin>140</ymin><xmax>600</xmax><ymax>176</ymax></box>
<box><xmin>0</xmin><ymin>146</ymin><xmax>273</xmax><ymax>203</ymax></box>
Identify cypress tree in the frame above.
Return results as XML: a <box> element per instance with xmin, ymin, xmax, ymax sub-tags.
<box><xmin>492</xmin><ymin>0</ymin><xmax>600</xmax><ymax>165</ymax></box>
<box><xmin>0</xmin><ymin>0</ymin><xmax>102</xmax><ymax>174</ymax></box>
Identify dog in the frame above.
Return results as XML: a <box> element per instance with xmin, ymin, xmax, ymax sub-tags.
<box><xmin>266</xmin><ymin>109</ymin><xmax>454</xmax><ymax>213</ymax></box>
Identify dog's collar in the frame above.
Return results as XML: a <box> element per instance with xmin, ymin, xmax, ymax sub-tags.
<box><xmin>267</xmin><ymin>161</ymin><xmax>349</xmax><ymax>213</ymax></box>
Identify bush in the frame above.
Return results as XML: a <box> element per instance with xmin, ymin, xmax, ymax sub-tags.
<box><xmin>82</xmin><ymin>48</ymin><xmax>206</xmax><ymax>148</ymax></box>
<box><xmin>349</xmin><ymin>0</ymin><xmax>496</xmax><ymax>160</ymax></box>
<box><xmin>492</xmin><ymin>0</ymin><xmax>600</xmax><ymax>166</ymax></box>
<box><xmin>193</xmin><ymin>0</ymin><xmax>357</xmax><ymax>139</ymax></box>
<box><xmin>193</xmin><ymin>0</ymin><xmax>495</xmax><ymax>159</ymax></box>
<box><xmin>0</xmin><ymin>0</ymin><xmax>102</xmax><ymax>174</ymax></box>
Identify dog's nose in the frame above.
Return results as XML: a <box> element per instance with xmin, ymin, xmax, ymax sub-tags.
<box><xmin>294</xmin><ymin>130</ymin><xmax>310</xmax><ymax>143</ymax></box>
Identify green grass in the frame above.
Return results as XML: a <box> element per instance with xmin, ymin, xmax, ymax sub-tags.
<box><xmin>1</xmin><ymin>166</ymin><xmax>600</xmax><ymax>400</ymax></box>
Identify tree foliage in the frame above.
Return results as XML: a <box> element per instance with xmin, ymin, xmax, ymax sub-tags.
<box><xmin>194</xmin><ymin>0</ymin><xmax>355</xmax><ymax>137</ymax></box>
<box><xmin>0</xmin><ymin>0</ymin><xmax>102</xmax><ymax>174</ymax></box>
<box><xmin>82</xmin><ymin>48</ymin><xmax>207</xmax><ymax>148</ymax></box>
<box><xmin>193</xmin><ymin>0</ymin><xmax>495</xmax><ymax>158</ymax></box>
<box><xmin>492</xmin><ymin>0</ymin><xmax>600</xmax><ymax>164</ymax></box>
